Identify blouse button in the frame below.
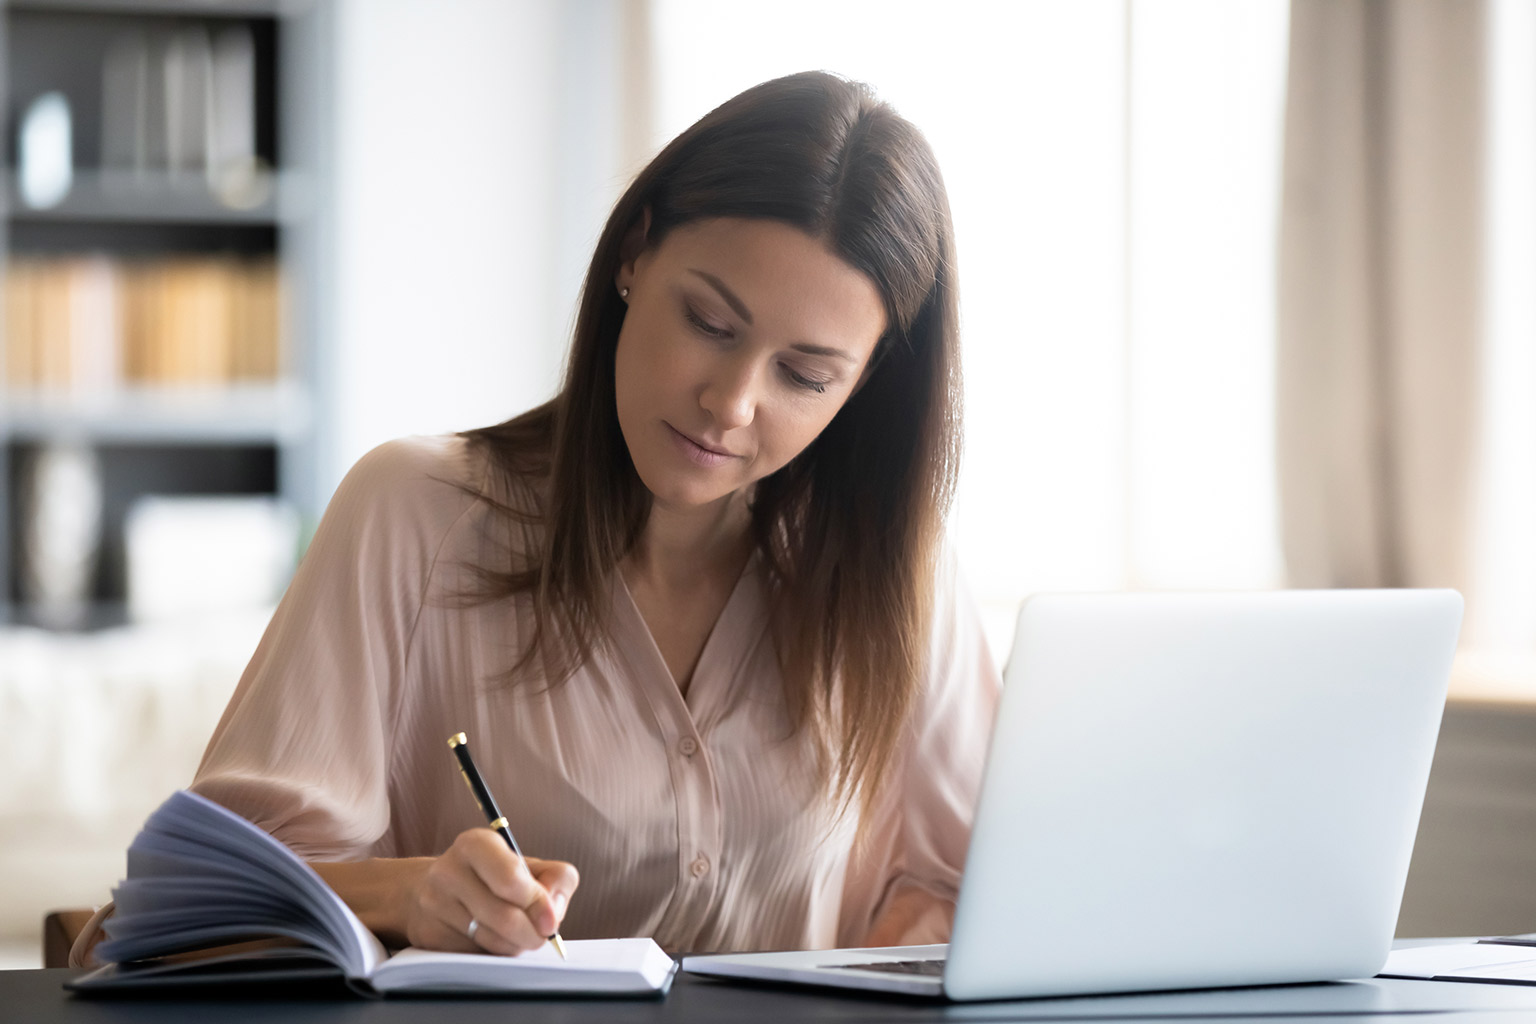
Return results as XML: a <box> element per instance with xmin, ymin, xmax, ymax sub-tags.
<box><xmin>690</xmin><ymin>856</ymin><xmax>710</xmax><ymax>878</ymax></box>
<box><xmin>679</xmin><ymin>737</ymin><xmax>699</xmax><ymax>757</ymax></box>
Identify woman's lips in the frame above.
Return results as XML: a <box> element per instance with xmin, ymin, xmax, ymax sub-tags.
<box><xmin>666</xmin><ymin>423</ymin><xmax>737</xmax><ymax>468</ymax></box>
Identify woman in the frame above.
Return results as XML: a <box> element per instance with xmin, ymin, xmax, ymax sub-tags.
<box><xmin>80</xmin><ymin>70</ymin><xmax>1001</xmax><ymax>963</ymax></box>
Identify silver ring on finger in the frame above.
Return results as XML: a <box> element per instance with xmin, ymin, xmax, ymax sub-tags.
<box><xmin>466</xmin><ymin>918</ymin><xmax>480</xmax><ymax>942</ymax></box>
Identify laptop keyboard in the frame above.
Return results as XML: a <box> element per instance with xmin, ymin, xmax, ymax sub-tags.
<box><xmin>826</xmin><ymin>958</ymin><xmax>946</xmax><ymax>977</ymax></box>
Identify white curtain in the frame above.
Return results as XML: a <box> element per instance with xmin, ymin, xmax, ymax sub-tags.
<box><xmin>1276</xmin><ymin>0</ymin><xmax>1485</xmax><ymax>596</ymax></box>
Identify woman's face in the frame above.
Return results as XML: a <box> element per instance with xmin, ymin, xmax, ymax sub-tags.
<box><xmin>614</xmin><ymin>217</ymin><xmax>887</xmax><ymax>513</ymax></box>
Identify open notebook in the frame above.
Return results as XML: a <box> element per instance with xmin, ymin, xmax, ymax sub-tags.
<box><xmin>67</xmin><ymin>790</ymin><xmax>676</xmax><ymax>997</ymax></box>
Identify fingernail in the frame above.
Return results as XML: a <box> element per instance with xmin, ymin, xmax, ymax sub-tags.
<box><xmin>553</xmin><ymin>892</ymin><xmax>568</xmax><ymax>922</ymax></box>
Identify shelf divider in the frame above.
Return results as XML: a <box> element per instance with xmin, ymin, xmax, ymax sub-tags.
<box><xmin>1</xmin><ymin>381</ymin><xmax>311</xmax><ymax>444</ymax></box>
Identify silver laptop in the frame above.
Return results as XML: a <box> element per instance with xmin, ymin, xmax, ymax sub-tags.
<box><xmin>682</xmin><ymin>589</ymin><xmax>1463</xmax><ymax>1001</ymax></box>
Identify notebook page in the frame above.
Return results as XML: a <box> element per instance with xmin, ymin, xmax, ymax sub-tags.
<box><xmin>104</xmin><ymin>790</ymin><xmax>388</xmax><ymax>977</ymax></box>
<box><xmin>369</xmin><ymin>938</ymin><xmax>676</xmax><ymax>993</ymax></box>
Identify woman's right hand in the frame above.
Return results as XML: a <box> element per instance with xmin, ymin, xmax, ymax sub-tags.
<box><xmin>406</xmin><ymin>827</ymin><xmax>579</xmax><ymax>955</ymax></box>
<box><xmin>313</xmin><ymin>829</ymin><xmax>578</xmax><ymax>956</ymax></box>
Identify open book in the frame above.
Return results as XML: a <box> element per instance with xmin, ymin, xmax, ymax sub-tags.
<box><xmin>68</xmin><ymin>790</ymin><xmax>676</xmax><ymax>996</ymax></box>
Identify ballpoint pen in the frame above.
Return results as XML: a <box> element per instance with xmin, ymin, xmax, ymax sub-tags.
<box><xmin>447</xmin><ymin>732</ymin><xmax>568</xmax><ymax>960</ymax></box>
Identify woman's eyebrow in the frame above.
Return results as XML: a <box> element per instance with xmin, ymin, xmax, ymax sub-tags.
<box><xmin>687</xmin><ymin>269</ymin><xmax>754</xmax><ymax>325</ymax></box>
<box><xmin>686</xmin><ymin>267</ymin><xmax>857</xmax><ymax>362</ymax></box>
<box><xmin>791</xmin><ymin>342</ymin><xmax>855</xmax><ymax>362</ymax></box>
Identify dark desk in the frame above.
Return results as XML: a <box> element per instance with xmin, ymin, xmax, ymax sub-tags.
<box><xmin>14</xmin><ymin>966</ymin><xmax>1536</xmax><ymax>1023</ymax></box>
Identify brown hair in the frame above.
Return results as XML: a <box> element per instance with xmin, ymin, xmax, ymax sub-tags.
<box><xmin>462</xmin><ymin>71</ymin><xmax>961</xmax><ymax>820</ymax></box>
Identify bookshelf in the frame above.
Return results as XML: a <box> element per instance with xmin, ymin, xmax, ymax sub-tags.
<box><xmin>0</xmin><ymin>0</ymin><xmax>332</xmax><ymax>629</ymax></box>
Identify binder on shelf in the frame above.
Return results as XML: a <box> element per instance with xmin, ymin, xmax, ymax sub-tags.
<box><xmin>98</xmin><ymin>21</ymin><xmax>267</xmax><ymax>208</ymax></box>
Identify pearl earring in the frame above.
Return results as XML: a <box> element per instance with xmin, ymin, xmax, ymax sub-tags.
<box><xmin>620</xmin><ymin>287</ymin><xmax>630</xmax><ymax>299</ymax></box>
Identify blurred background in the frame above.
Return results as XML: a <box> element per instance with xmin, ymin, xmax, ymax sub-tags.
<box><xmin>1</xmin><ymin>0</ymin><xmax>1531</xmax><ymax>966</ymax></box>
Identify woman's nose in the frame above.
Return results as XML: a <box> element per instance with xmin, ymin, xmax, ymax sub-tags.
<box><xmin>699</xmin><ymin>357</ymin><xmax>759</xmax><ymax>430</ymax></box>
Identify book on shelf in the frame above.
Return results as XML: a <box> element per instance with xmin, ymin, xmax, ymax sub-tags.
<box><xmin>4</xmin><ymin>255</ymin><xmax>283</xmax><ymax>394</ymax></box>
<box><xmin>4</xmin><ymin>256</ymin><xmax>119</xmax><ymax>393</ymax></box>
<box><xmin>68</xmin><ymin>790</ymin><xmax>677</xmax><ymax>998</ymax></box>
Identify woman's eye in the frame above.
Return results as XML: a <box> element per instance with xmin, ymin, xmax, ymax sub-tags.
<box><xmin>684</xmin><ymin>306</ymin><xmax>731</xmax><ymax>338</ymax></box>
<box><xmin>783</xmin><ymin>366</ymin><xmax>830</xmax><ymax>394</ymax></box>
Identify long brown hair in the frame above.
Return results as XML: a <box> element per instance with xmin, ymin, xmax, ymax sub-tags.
<box><xmin>462</xmin><ymin>71</ymin><xmax>961</xmax><ymax>820</ymax></box>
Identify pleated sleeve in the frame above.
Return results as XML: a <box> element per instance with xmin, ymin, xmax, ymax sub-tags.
<box><xmin>189</xmin><ymin>436</ymin><xmax>480</xmax><ymax>861</ymax></box>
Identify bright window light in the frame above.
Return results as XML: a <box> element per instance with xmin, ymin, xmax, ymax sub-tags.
<box><xmin>1468</xmin><ymin>0</ymin><xmax>1536</xmax><ymax>662</ymax></box>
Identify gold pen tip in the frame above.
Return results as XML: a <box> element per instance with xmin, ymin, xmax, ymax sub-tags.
<box><xmin>550</xmin><ymin>933</ymin><xmax>568</xmax><ymax>960</ymax></box>
<box><xmin>448</xmin><ymin>732</ymin><xmax>467</xmax><ymax>748</ymax></box>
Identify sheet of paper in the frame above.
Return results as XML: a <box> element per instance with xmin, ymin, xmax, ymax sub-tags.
<box><xmin>389</xmin><ymin>937</ymin><xmax>656</xmax><ymax>972</ymax></box>
<box><xmin>1382</xmin><ymin>943</ymin><xmax>1536</xmax><ymax>980</ymax></box>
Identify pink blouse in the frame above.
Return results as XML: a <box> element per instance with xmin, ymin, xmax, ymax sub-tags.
<box><xmin>186</xmin><ymin>435</ymin><xmax>1001</xmax><ymax>954</ymax></box>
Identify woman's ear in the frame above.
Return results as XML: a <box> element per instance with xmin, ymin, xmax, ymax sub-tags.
<box><xmin>615</xmin><ymin>206</ymin><xmax>653</xmax><ymax>298</ymax></box>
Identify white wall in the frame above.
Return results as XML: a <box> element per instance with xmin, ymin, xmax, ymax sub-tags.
<box><xmin>325</xmin><ymin>0</ymin><xmax>576</xmax><ymax>493</ymax></box>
